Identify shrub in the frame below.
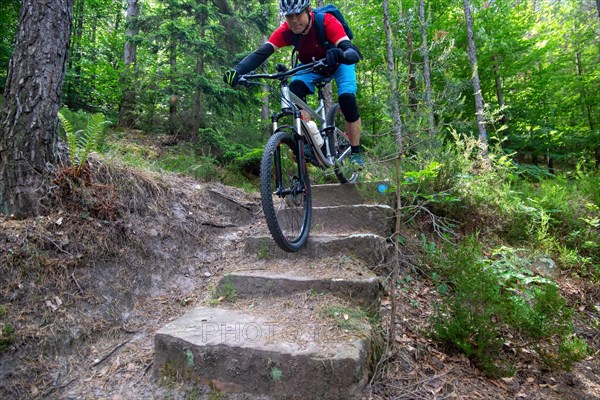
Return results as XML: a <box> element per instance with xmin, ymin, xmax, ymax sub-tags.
<box><xmin>430</xmin><ymin>237</ymin><xmax>588</xmax><ymax>376</ymax></box>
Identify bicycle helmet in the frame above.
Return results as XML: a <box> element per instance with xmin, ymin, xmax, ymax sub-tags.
<box><xmin>279</xmin><ymin>0</ymin><xmax>311</xmax><ymax>16</ymax></box>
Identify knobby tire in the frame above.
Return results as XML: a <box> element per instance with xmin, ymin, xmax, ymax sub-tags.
<box><xmin>260</xmin><ymin>130</ymin><xmax>312</xmax><ymax>252</ymax></box>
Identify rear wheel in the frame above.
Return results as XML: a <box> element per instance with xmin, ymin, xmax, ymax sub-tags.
<box><xmin>260</xmin><ymin>130</ymin><xmax>312</xmax><ymax>252</ymax></box>
<box><xmin>326</xmin><ymin>103</ymin><xmax>359</xmax><ymax>184</ymax></box>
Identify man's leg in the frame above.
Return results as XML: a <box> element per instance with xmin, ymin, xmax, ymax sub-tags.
<box><xmin>333</xmin><ymin>64</ymin><xmax>363</xmax><ymax>166</ymax></box>
<box><xmin>345</xmin><ymin>118</ymin><xmax>361</xmax><ymax>147</ymax></box>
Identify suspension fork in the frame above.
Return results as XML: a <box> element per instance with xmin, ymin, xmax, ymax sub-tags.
<box><xmin>270</xmin><ymin>109</ymin><xmax>308</xmax><ymax>197</ymax></box>
<box><xmin>293</xmin><ymin>110</ymin><xmax>309</xmax><ymax>194</ymax></box>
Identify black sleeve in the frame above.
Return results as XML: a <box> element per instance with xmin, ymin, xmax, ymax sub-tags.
<box><xmin>234</xmin><ymin>43</ymin><xmax>275</xmax><ymax>75</ymax></box>
<box><xmin>337</xmin><ymin>40</ymin><xmax>362</xmax><ymax>65</ymax></box>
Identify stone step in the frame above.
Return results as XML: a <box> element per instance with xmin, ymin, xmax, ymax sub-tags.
<box><xmin>311</xmin><ymin>204</ymin><xmax>394</xmax><ymax>236</ymax></box>
<box><xmin>154</xmin><ymin>303</ymin><xmax>372</xmax><ymax>400</ymax></box>
<box><xmin>214</xmin><ymin>270</ymin><xmax>380</xmax><ymax>311</ymax></box>
<box><xmin>244</xmin><ymin>234</ymin><xmax>392</xmax><ymax>266</ymax></box>
<box><xmin>310</xmin><ymin>182</ymin><xmax>393</xmax><ymax>207</ymax></box>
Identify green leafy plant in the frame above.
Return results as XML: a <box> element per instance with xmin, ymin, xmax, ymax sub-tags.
<box><xmin>1</xmin><ymin>306</ymin><xmax>14</xmax><ymax>353</ymax></box>
<box><xmin>270</xmin><ymin>367</ymin><xmax>283</xmax><ymax>382</ymax></box>
<box><xmin>430</xmin><ymin>238</ymin><xmax>588</xmax><ymax>376</ymax></box>
<box><xmin>58</xmin><ymin>111</ymin><xmax>109</xmax><ymax>176</ymax></box>
<box><xmin>211</xmin><ymin>276</ymin><xmax>237</xmax><ymax>303</ymax></box>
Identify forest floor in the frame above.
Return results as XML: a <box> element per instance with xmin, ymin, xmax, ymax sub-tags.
<box><xmin>0</xmin><ymin>147</ymin><xmax>599</xmax><ymax>400</ymax></box>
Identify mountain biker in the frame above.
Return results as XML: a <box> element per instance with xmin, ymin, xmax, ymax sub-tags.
<box><xmin>223</xmin><ymin>0</ymin><xmax>364</xmax><ymax>168</ymax></box>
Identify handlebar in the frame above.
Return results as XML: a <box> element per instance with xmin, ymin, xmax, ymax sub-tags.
<box><xmin>238</xmin><ymin>59</ymin><xmax>327</xmax><ymax>86</ymax></box>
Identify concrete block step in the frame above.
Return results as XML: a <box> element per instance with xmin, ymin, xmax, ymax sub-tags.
<box><xmin>154</xmin><ymin>303</ymin><xmax>372</xmax><ymax>399</ymax></box>
<box><xmin>244</xmin><ymin>234</ymin><xmax>392</xmax><ymax>266</ymax></box>
<box><xmin>311</xmin><ymin>204</ymin><xmax>394</xmax><ymax>236</ymax></box>
<box><xmin>215</xmin><ymin>270</ymin><xmax>380</xmax><ymax>311</ymax></box>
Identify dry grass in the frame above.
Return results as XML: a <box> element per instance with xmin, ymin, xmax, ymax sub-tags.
<box><xmin>0</xmin><ymin>154</ymin><xmax>260</xmax><ymax>399</ymax></box>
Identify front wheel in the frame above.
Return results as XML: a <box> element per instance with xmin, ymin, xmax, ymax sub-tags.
<box><xmin>260</xmin><ymin>130</ymin><xmax>312</xmax><ymax>252</ymax></box>
<box><xmin>326</xmin><ymin>104</ymin><xmax>359</xmax><ymax>184</ymax></box>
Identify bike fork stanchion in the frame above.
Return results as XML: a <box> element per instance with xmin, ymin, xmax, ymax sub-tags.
<box><xmin>273</xmin><ymin>146</ymin><xmax>283</xmax><ymax>196</ymax></box>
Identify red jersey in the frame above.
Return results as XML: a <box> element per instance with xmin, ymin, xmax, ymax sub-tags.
<box><xmin>268</xmin><ymin>13</ymin><xmax>347</xmax><ymax>64</ymax></box>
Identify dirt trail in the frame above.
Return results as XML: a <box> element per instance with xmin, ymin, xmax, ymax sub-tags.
<box><xmin>1</xmin><ymin>166</ymin><xmax>598</xmax><ymax>400</ymax></box>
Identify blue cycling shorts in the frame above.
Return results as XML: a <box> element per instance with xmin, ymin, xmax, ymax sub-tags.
<box><xmin>290</xmin><ymin>63</ymin><xmax>357</xmax><ymax>96</ymax></box>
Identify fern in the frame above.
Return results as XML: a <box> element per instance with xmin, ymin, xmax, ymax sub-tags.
<box><xmin>58</xmin><ymin>111</ymin><xmax>108</xmax><ymax>176</ymax></box>
<box><xmin>58</xmin><ymin>111</ymin><xmax>79</xmax><ymax>171</ymax></box>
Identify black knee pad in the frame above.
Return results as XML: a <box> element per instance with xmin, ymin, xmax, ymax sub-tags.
<box><xmin>289</xmin><ymin>81</ymin><xmax>311</xmax><ymax>103</ymax></box>
<box><xmin>338</xmin><ymin>93</ymin><xmax>360</xmax><ymax>123</ymax></box>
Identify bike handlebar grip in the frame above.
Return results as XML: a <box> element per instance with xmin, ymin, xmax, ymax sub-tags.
<box><xmin>275</xmin><ymin>63</ymin><xmax>289</xmax><ymax>73</ymax></box>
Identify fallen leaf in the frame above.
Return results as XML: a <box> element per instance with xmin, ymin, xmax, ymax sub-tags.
<box><xmin>395</xmin><ymin>335</ymin><xmax>412</xmax><ymax>343</ymax></box>
<box><xmin>55</xmin><ymin>217</ymin><xmax>63</xmax><ymax>226</ymax></box>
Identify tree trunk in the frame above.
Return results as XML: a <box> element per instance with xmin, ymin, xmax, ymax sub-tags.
<box><xmin>596</xmin><ymin>0</ymin><xmax>600</xmax><ymax>21</ymax></box>
<box><xmin>168</xmin><ymin>41</ymin><xmax>178</xmax><ymax>136</ymax></box>
<box><xmin>492</xmin><ymin>55</ymin><xmax>507</xmax><ymax>126</ymax></box>
<box><xmin>382</xmin><ymin>0</ymin><xmax>403</xmax><ymax>149</ymax></box>
<box><xmin>405</xmin><ymin>11</ymin><xmax>418</xmax><ymax>113</ymax></box>
<box><xmin>0</xmin><ymin>0</ymin><xmax>74</xmax><ymax>218</ymax></box>
<box><xmin>124</xmin><ymin>0</ymin><xmax>138</xmax><ymax>66</ymax></box>
<box><xmin>419</xmin><ymin>0</ymin><xmax>435</xmax><ymax>140</ymax></box>
<box><xmin>462</xmin><ymin>0</ymin><xmax>489</xmax><ymax>164</ymax></box>
<box><xmin>192</xmin><ymin>0</ymin><xmax>208</xmax><ymax>141</ymax></box>
<box><xmin>382</xmin><ymin>0</ymin><xmax>403</xmax><ymax>345</ymax></box>
<box><xmin>119</xmin><ymin>0</ymin><xmax>139</xmax><ymax>128</ymax></box>
<box><xmin>66</xmin><ymin>0</ymin><xmax>84</xmax><ymax>110</ymax></box>
<box><xmin>574</xmin><ymin>51</ymin><xmax>594</xmax><ymax>131</ymax></box>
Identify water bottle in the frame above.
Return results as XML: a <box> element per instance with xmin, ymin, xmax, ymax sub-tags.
<box><xmin>305</xmin><ymin>120</ymin><xmax>323</xmax><ymax>147</ymax></box>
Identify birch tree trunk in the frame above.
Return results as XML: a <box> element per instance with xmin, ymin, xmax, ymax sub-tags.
<box><xmin>0</xmin><ymin>0</ymin><xmax>74</xmax><ymax>217</ymax></box>
<box><xmin>419</xmin><ymin>0</ymin><xmax>435</xmax><ymax>140</ymax></box>
<box><xmin>462</xmin><ymin>0</ymin><xmax>489</xmax><ymax>164</ymax></box>
<box><xmin>119</xmin><ymin>0</ymin><xmax>139</xmax><ymax>128</ymax></box>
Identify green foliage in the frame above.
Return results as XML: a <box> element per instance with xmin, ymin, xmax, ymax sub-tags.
<box><xmin>212</xmin><ymin>276</ymin><xmax>237</xmax><ymax>302</ymax></box>
<box><xmin>270</xmin><ymin>367</ymin><xmax>283</xmax><ymax>382</ymax></box>
<box><xmin>0</xmin><ymin>0</ymin><xmax>19</xmax><ymax>91</ymax></box>
<box><xmin>401</xmin><ymin>129</ymin><xmax>600</xmax><ymax>279</ymax></box>
<box><xmin>430</xmin><ymin>237</ymin><xmax>588</xmax><ymax>376</ymax></box>
<box><xmin>58</xmin><ymin>109</ymin><xmax>109</xmax><ymax>175</ymax></box>
<box><xmin>157</xmin><ymin>146</ymin><xmax>221</xmax><ymax>181</ymax></box>
<box><xmin>322</xmin><ymin>305</ymin><xmax>370</xmax><ymax>332</ymax></box>
<box><xmin>0</xmin><ymin>305</ymin><xmax>13</xmax><ymax>353</ymax></box>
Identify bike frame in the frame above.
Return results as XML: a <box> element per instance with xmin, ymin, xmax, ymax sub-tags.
<box><xmin>273</xmin><ymin>79</ymin><xmax>339</xmax><ymax>169</ymax></box>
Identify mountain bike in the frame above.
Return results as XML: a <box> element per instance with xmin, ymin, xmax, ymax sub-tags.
<box><xmin>239</xmin><ymin>59</ymin><xmax>360</xmax><ymax>253</ymax></box>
